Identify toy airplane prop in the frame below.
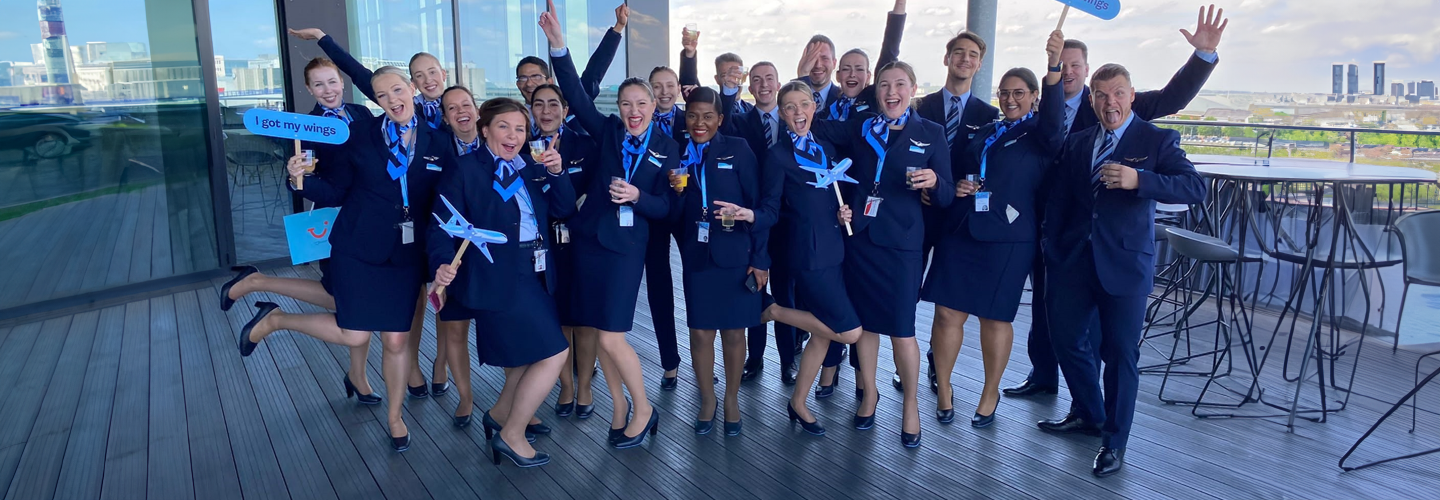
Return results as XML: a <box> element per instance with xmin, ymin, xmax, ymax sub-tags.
<box><xmin>433</xmin><ymin>194</ymin><xmax>508</xmax><ymax>264</ymax></box>
<box><xmin>801</xmin><ymin>157</ymin><xmax>859</xmax><ymax>189</ymax></box>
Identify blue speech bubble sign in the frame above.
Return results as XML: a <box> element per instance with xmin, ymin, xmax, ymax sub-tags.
<box><xmin>1057</xmin><ymin>0</ymin><xmax>1121</xmax><ymax>21</ymax></box>
<box><xmin>242</xmin><ymin>108</ymin><xmax>350</xmax><ymax>145</ymax></box>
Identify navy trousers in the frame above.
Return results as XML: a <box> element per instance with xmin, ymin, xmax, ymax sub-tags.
<box><xmin>645</xmin><ymin>224</ymin><xmax>681</xmax><ymax>372</ymax></box>
<box><xmin>1046</xmin><ymin>247</ymin><xmax>1146</xmax><ymax>450</ymax></box>
<box><xmin>1027</xmin><ymin>252</ymin><xmax>1102</xmax><ymax>388</ymax></box>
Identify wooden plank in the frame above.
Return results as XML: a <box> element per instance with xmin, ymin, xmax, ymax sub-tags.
<box><xmin>48</xmin><ymin>189</ymin><xmax>127</xmax><ymax>301</ymax></box>
<box><xmin>0</xmin><ymin>201</ymin><xmax>69</xmax><ymax>308</ymax></box>
<box><xmin>4</xmin><ymin>311</ymin><xmax>100</xmax><ymax>500</ymax></box>
<box><xmin>127</xmin><ymin>185</ymin><xmax>156</xmax><ymax>283</ymax></box>
<box><xmin>171</xmin><ymin>291</ymin><xmax>242</xmax><ymax>500</ymax></box>
<box><xmin>0</xmin><ymin>317</ymin><xmax>74</xmax><ymax>495</ymax></box>
<box><xmin>99</xmin><ymin>301</ymin><xmax>151</xmax><ymax>500</ymax></box>
<box><xmin>102</xmin><ymin>190</ymin><xmax>143</xmax><ymax>288</ymax></box>
<box><xmin>146</xmin><ymin>295</ymin><xmax>195</xmax><ymax>499</ymax></box>
<box><xmin>80</xmin><ymin>192</ymin><xmax>130</xmax><ymax>293</ymax></box>
<box><xmin>52</xmin><ymin>307</ymin><xmax>126</xmax><ymax>500</ymax></box>
<box><xmin>21</xmin><ymin>200</ymin><xmax>90</xmax><ymax>304</ymax></box>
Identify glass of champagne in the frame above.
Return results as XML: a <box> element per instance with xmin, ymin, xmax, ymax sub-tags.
<box><xmin>684</xmin><ymin>23</ymin><xmax>700</xmax><ymax>43</ymax></box>
<box><xmin>301</xmin><ymin>149</ymin><xmax>316</xmax><ymax>173</ymax></box>
<box><xmin>964</xmin><ymin>174</ymin><xmax>978</xmax><ymax>194</ymax></box>
<box><xmin>610</xmin><ymin>175</ymin><xmax>623</xmax><ymax>201</ymax></box>
<box><xmin>529</xmin><ymin>140</ymin><xmax>547</xmax><ymax>163</ymax></box>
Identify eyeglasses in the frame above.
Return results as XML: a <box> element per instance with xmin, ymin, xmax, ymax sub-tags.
<box><xmin>996</xmin><ymin>90</ymin><xmax>1031</xmax><ymax>100</ymax></box>
<box><xmin>781</xmin><ymin>102</ymin><xmax>816</xmax><ymax>114</ymax></box>
<box><xmin>515</xmin><ymin>74</ymin><xmax>547</xmax><ymax>84</ymax></box>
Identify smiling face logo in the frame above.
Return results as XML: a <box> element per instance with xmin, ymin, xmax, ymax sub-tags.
<box><xmin>307</xmin><ymin>220</ymin><xmax>330</xmax><ymax>239</ymax></box>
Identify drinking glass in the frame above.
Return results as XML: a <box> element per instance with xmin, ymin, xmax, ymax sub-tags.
<box><xmin>906</xmin><ymin>166</ymin><xmax>920</xmax><ymax>190</ymax></box>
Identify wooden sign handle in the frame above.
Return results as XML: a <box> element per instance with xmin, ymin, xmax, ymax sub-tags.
<box><xmin>833</xmin><ymin>183</ymin><xmax>853</xmax><ymax>236</ymax></box>
<box><xmin>1056</xmin><ymin>4</ymin><xmax>1070</xmax><ymax>31</ymax></box>
<box><xmin>293</xmin><ymin>139</ymin><xmax>304</xmax><ymax>190</ymax></box>
<box><xmin>428</xmin><ymin>240</ymin><xmax>470</xmax><ymax>311</ymax></box>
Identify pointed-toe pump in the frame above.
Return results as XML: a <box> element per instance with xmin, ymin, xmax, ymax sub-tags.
<box><xmin>238</xmin><ymin>302</ymin><xmax>279</xmax><ymax>357</ymax></box>
<box><xmin>391</xmin><ymin>433</ymin><xmax>410</xmax><ymax>452</ymax></box>
<box><xmin>901</xmin><ymin>431</ymin><xmax>921</xmax><ymax>448</ymax></box>
<box><xmin>853</xmin><ymin>413</ymin><xmax>875</xmax><ymax>431</ymax></box>
<box><xmin>430</xmin><ymin>381</ymin><xmax>450</xmax><ymax>397</ymax></box>
<box><xmin>723</xmin><ymin>419</ymin><xmax>742</xmax><ymax>437</ymax></box>
<box><xmin>555</xmin><ymin>401</ymin><xmax>576</xmax><ymax>418</ymax></box>
<box><xmin>787</xmin><ymin>402</ymin><xmax>826</xmax><ymax>436</ymax></box>
<box><xmin>482</xmin><ymin>411</ymin><xmax>535</xmax><ymax>443</ymax></box>
<box><xmin>343</xmin><ymin>375</ymin><xmax>381</xmax><ymax>405</ymax></box>
<box><xmin>490</xmin><ymin>435</ymin><xmax>550</xmax><ymax>468</ymax></box>
<box><xmin>972</xmin><ymin>399</ymin><xmax>1000</xmax><ymax>429</ymax></box>
<box><xmin>453</xmin><ymin>413</ymin><xmax>473</xmax><ymax>428</ymax></box>
<box><xmin>219</xmin><ymin>266</ymin><xmax>258</xmax><ymax>312</ymax></box>
<box><xmin>613</xmin><ymin>410</ymin><xmax>659</xmax><ymax>449</ymax></box>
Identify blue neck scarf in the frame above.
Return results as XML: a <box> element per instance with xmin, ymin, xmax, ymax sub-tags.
<box><xmin>829</xmin><ymin>95</ymin><xmax>856</xmax><ymax>121</ymax></box>
<box><xmin>683</xmin><ymin>139</ymin><xmax>709</xmax><ymax>171</ymax></box>
<box><xmin>383</xmin><ymin>115</ymin><xmax>417</xmax><ymax>180</ymax></box>
<box><xmin>416</xmin><ymin>96</ymin><xmax>443</xmax><ymax>129</ymax></box>
<box><xmin>489</xmin><ymin>145</ymin><xmax>526</xmax><ymax>202</ymax></box>
<box><xmin>978</xmin><ymin>110</ymin><xmax>1034</xmax><ymax>181</ymax></box>
<box><xmin>653</xmin><ymin>108</ymin><xmax>676</xmax><ymax>137</ymax></box>
<box><xmin>863</xmin><ymin>109</ymin><xmax>911</xmax><ymax>187</ymax></box>
<box><xmin>621</xmin><ymin>125</ymin><xmax>652</xmax><ymax>182</ymax></box>
<box><xmin>321</xmin><ymin>104</ymin><xmax>353</xmax><ymax>124</ymax></box>
<box><xmin>455</xmin><ymin>135</ymin><xmax>480</xmax><ymax>156</ymax></box>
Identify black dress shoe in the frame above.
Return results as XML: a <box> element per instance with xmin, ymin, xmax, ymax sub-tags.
<box><xmin>391</xmin><ymin>433</ymin><xmax>410</xmax><ymax>452</ymax></box>
<box><xmin>936</xmin><ymin>396</ymin><xmax>955</xmax><ymax>424</ymax></box>
<box><xmin>781</xmin><ymin>361</ymin><xmax>798</xmax><ymax>386</ymax></box>
<box><xmin>892</xmin><ymin>372</ymin><xmax>903</xmax><ymax>391</ymax></box>
<box><xmin>1037</xmin><ymin>413</ymin><xmax>1102</xmax><ymax>436</ymax></box>
<box><xmin>575</xmin><ymin>404</ymin><xmax>595</xmax><ymax>419</ymax></box>
<box><xmin>453</xmin><ymin>413</ymin><xmax>472</xmax><ymax>428</ymax></box>
<box><xmin>430</xmin><ymin>381</ymin><xmax>450</xmax><ymax>397</ymax></box>
<box><xmin>608</xmin><ymin>426</ymin><xmax>626</xmax><ymax>444</ymax></box>
<box><xmin>482</xmin><ymin>411</ymin><xmax>536</xmax><ymax>443</ymax></box>
<box><xmin>853</xmin><ymin>413</ymin><xmax>875</xmax><ymax>430</ymax></box>
<box><xmin>613</xmin><ymin>410</ymin><xmax>659</xmax><ymax>449</ymax></box>
<box><xmin>238</xmin><ymin>302</ymin><xmax>279</xmax><ymax>357</ymax></box>
<box><xmin>660</xmin><ymin>375</ymin><xmax>678</xmax><ymax>391</ymax></box>
<box><xmin>491</xmin><ymin>435</ymin><xmax>550</xmax><ymax>468</ymax></box>
<box><xmin>343</xmin><ymin>375</ymin><xmax>381</xmax><ymax>405</ymax></box>
<box><xmin>407</xmin><ymin>384</ymin><xmax>429</xmax><ymax>399</ymax></box>
<box><xmin>815</xmin><ymin>373</ymin><xmax>836</xmax><ymax>399</ymax></box>
<box><xmin>1093</xmin><ymin>447</ymin><xmax>1125</xmax><ymax>477</ymax></box>
<box><xmin>741</xmin><ymin>359</ymin><xmax>763</xmax><ymax>381</ymax></box>
<box><xmin>723</xmin><ymin>419</ymin><xmax>742</xmax><ymax>436</ymax></box>
<box><xmin>901</xmin><ymin>431</ymin><xmax>921</xmax><ymax>448</ymax></box>
<box><xmin>526</xmin><ymin>421</ymin><xmax>552</xmax><ymax>436</ymax></box>
<box><xmin>555</xmin><ymin>401</ymin><xmax>575</xmax><ymax>417</ymax></box>
<box><xmin>1002</xmin><ymin>378</ymin><xmax>1059</xmax><ymax>397</ymax></box>
<box><xmin>787</xmin><ymin>402</ymin><xmax>826</xmax><ymax>436</ymax></box>
<box><xmin>219</xmin><ymin>266</ymin><xmax>258</xmax><ymax>312</ymax></box>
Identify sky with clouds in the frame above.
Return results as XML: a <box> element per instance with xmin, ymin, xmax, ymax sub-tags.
<box><xmin>669</xmin><ymin>0</ymin><xmax>1440</xmax><ymax>93</ymax></box>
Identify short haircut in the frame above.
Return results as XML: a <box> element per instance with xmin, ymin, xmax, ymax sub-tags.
<box><xmin>777</xmin><ymin>80</ymin><xmax>815</xmax><ymax>105</ymax></box>
<box><xmin>808</xmin><ymin>34</ymin><xmax>836</xmax><ymax>55</ymax></box>
<box><xmin>370</xmin><ymin>66</ymin><xmax>410</xmax><ymax>88</ymax></box>
<box><xmin>649</xmin><ymin>66</ymin><xmax>678</xmax><ymax>81</ymax></box>
<box><xmin>408</xmin><ymin>52</ymin><xmax>440</xmax><ymax>69</ymax></box>
<box><xmin>441</xmin><ymin>85</ymin><xmax>474</xmax><ymax>102</ymax></box>
<box><xmin>1063</xmin><ymin>40</ymin><xmax>1089</xmax><ymax>62</ymax></box>
<box><xmin>303</xmin><ymin>57</ymin><xmax>340</xmax><ymax>86</ymax></box>
<box><xmin>516</xmin><ymin>56</ymin><xmax>551</xmax><ymax>78</ymax></box>
<box><xmin>714</xmin><ymin>52</ymin><xmax>744</xmax><ymax>73</ymax></box>
<box><xmin>530</xmin><ymin>83</ymin><xmax>568</xmax><ymax>108</ymax></box>
<box><xmin>876</xmin><ymin>61</ymin><xmax>917</xmax><ymax>86</ymax></box>
<box><xmin>750</xmin><ymin>61</ymin><xmax>778</xmax><ymax>76</ymax></box>
<box><xmin>478</xmin><ymin>97</ymin><xmax>531</xmax><ymax>132</ymax></box>
<box><xmin>1091</xmin><ymin>63</ymin><xmax>1131</xmax><ymax>86</ymax></box>
<box><xmin>945</xmin><ymin>30</ymin><xmax>988</xmax><ymax>57</ymax></box>
<box><xmin>999</xmin><ymin>68</ymin><xmax>1040</xmax><ymax>92</ymax></box>
<box><xmin>684</xmin><ymin>86</ymin><xmax>721</xmax><ymax>109</ymax></box>
<box><xmin>840</xmin><ymin>48</ymin><xmax>870</xmax><ymax>66</ymax></box>
<box><xmin>618</xmin><ymin>77</ymin><xmax>655</xmax><ymax>103</ymax></box>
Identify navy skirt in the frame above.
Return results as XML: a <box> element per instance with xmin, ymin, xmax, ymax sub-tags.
<box><xmin>680</xmin><ymin>252</ymin><xmax>761</xmax><ymax>331</ymax></box>
<box><xmin>843</xmin><ymin>236</ymin><xmax>923</xmax><ymax>338</ymax></box>
<box><xmin>921</xmin><ymin>229</ymin><xmax>1035</xmax><ymax>323</ymax></box>
<box><xmin>329</xmin><ymin>253</ymin><xmax>423</xmax><ymax>332</ymax></box>
<box><xmin>316</xmin><ymin>258</ymin><xmax>334</xmax><ymax>295</ymax></box>
<box><xmin>568</xmin><ymin>234</ymin><xmax>647</xmax><ymax>333</ymax></box>
<box><xmin>793</xmin><ymin>265</ymin><xmax>862</xmax><ymax>334</ymax></box>
<box><xmin>551</xmin><ymin>237</ymin><xmax>582</xmax><ymax>326</ymax></box>
<box><xmin>441</xmin><ymin>268</ymin><xmax>569</xmax><ymax>367</ymax></box>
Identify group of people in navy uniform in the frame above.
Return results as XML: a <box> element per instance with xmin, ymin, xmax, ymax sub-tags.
<box><xmin>219</xmin><ymin>0</ymin><xmax>1228</xmax><ymax>477</ymax></box>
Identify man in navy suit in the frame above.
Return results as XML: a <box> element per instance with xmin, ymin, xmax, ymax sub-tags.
<box><xmin>1007</xmin><ymin>5</ymin><xmax>1228</xmax><ymax>399</ymax></box>
<box><xmin>1039</xmin><ymin>63</ymin><xmax>1207</xmax><ymax>478</ymax></box>
<box><xmin>797</xmin><ymin>35</ymin><xmax>841</xmax><ymax>110</ymax></box>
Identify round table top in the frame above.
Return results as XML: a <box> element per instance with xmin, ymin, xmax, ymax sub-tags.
<box><xmin>1190</xmin><ymin>155</ymin><xmax>1438</xmax><ymax>184</ymax></box>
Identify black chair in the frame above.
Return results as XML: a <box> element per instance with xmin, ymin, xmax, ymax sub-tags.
<box><xmin>1389</xmin><ymin>210</ymin><xmax>1440</xmax><ymax>352</ymax></box>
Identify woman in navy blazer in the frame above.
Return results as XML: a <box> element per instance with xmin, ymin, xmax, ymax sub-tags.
<box><xmin>429</xmin><ymin>97</ymin><xmax>574</xmax><ymax>468</ymax></box>
<box><xmin>922</xmin><ymin>32</ymin><xmax>1068</xmax><ymax>428</ymax></box>
<box><xmin>220</xmin><ymin>57</ymin><xmax>384</xmax><ymax>406</ymax></box>
<box><xmin>239</xmin><ymin>67</ymin><xmax>444</xmax><ymax>452</ymax></box>
<box><xmin>758</xmin><ymin>81</ymin><xmax>865</xmax><ymax>437</ymax></box>
<box><xmin>811</xmin><ymin>61</ymin><xmax>953</xmax><ymax>448</ymax></box>
<box><xmin>664</xmin><ymin>88</ymin><xmax>777</xmax><ymax>436</ymax></box>
<box><xmin>543</xmin><ymin>10</ymin><xmax>675</xmax><ymax>448</ymax></box>
<box><xmin>526</xmin><ymin>83</ymin><xmax>604</xmax><ymax>421</ymax></box>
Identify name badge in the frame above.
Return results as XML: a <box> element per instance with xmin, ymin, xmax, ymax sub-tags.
<box><xmin>648</xmin><ymin>156</ymin><xmax>663</xmax><ymax>167</ymax></box>
<box><xmin>566</xmin><ymin>167</ymin><xmax>583</xmax><ymax>174</ymax></box>
<box><xmin>697</xmin><ymin>221</ymin><xmax>710</xmax><ymax>243</ymax></box>
<box><xmin>555</xmin><ymin>222</ymin><xmax>570</xmax><ymax>244</ymax></box>
<box><xmin>426</xmin><ymin>163</ymin><xmax>442</xmax><ymax>171</ymax></box>
<box><xmin>855</xmin><ymin>104</ymin><xmax>869</xmax><ymax>112</ymax></box>
<box><xmin>863</xmin><ymin>196</ymin><xmax>883</xmax><ymax>217</ymax></box>
<box><xmin>533</xmin><ymin>249</ymin><xmax>547</xmax><ymax>272</ymax></box>
<box><xmin>909</xmin><ymin>145</ymin><xmax>926</xmax><ymax>154</ymax></box>
<box><xmin>718</xmin><ymin>162</ymin><xmax>733</xmax><ymax>170</ymax></box>
<box><xmin>967</xmin><ymin>133</ymin><xmax>977</xmax><ymax>139</ymax></box>
<box><xmin>618</xmin><ymin>205</ymin><xmax>635</xmax><ymax>227</ymax></box>
<box><xmin>400</xmin><ymin>220</ymin><xmax>415</xmax><ymax>244</ymax></box>
<box><xmin>975</xmin><ymin>192</ymin><xmax>991</xmax><ymax>212</ymax></box>
<box><xmin>1003</xmin><ymin>139</ymin><xmax>1018</xmax><ymax>148</ymax></box>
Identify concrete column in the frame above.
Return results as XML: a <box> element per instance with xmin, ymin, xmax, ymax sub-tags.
<box><xmin>280</xmin><ymin>0</ymin><xmax>351</xmax><ymax>113</ymax></box>
<box><xmin>624</xmin><ymin>0</ymin><xmax>669</xmax><ymax>78</ymax></box>
<box><xmin>967</xmin><ymin>0</ymin><xmax>997</xmax><ymax>103</ymax></box>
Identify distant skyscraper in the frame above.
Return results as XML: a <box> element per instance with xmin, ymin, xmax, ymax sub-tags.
<box><xmin>1332</xmin><ymin>63</ymin><xmax>1344</xmax><ymax>94</ymax></box>
<box><xmin>1346</xmin><ymin>63</ymin><xmax>1359</xmax><ymax>95</ymax></box>
<box><xmin>1409</xmin><ymin>81</ymin><xmax>1419</xmax><ymax>96</ymax></box>
<box><xmin>1422</xmin><ymin>80</ymin><xmax>1437</xmax><ymax>99</ymax></box>
<box><xmin>1373</xmin><ymin>62</ymin><xmax>1385</xmax><ymax>95</ymax></box>
<box><xmin>37</xmin><ymin>0</ymin><xmax>72</xmax><ymax>85</ymax></box>
<box><xmin>1392</xmin><ymin>81</ymin><xmax>1406</xmax><ymax>97</ymax></box>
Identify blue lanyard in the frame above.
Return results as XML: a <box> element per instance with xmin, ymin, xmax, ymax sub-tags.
<box><xmin>864</xmin><ymin>109</ymin><xmax>910</xmax><ymax>187</ymax></box>
<box><xmin>977</xmin><ymin>112</ymin><xmax>1034</xmax><ymax>183</ymax></box>
<box><xmin>685</xmin><ymin>140</ymin><xmax>711</xmax><ymax>211</ymax></box>
<box><xmin>621</xmin><ymin>126</ymin><xmax>653</xmax><ymax>183</ymax></box>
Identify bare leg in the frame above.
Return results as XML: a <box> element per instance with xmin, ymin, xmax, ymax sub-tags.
<box><xmin>499</xmin><ymin>350</ymin><xmax>568</xmax><ymax>458</ymax></box>
<box><xmin>855</xmin><ymin>332</ymin><xmax>881</xmax><ymax>418</ymax></box>
<box><xmin>251</xmin><ymin>310</ymin><xmax>368</xmax><ymax>347</ymax></box>
<box><xmin>790</xmin><ymin>336</ymin><xmax>831</xmax><ymax>421</ymax></box>
<box><xmin>819</xmin><ymin>365</ymin><xmax>838</xmax><ymax>388</ymax></box>
<box><xmin>931</xmin><ymin>306</ymin><xmax>970</xmax><ymax>412</ymax></box>
<box><xmin>558</xmin><ymin>326</ymin><xmax>577</xmax><ymax>405</ymax></box>
<box><xmin>597</xmin><ymin>330</ymin><xmax>654</xmax><ymax>437</ymax></box>
<box><xmin>379</xmin><ymin>330</ymin><xmax>411</xmax><ymax>438</ymax></box>
<box><xmin>441</xmin><ymin>319</ymin><xmax>472</xmax><ymax>416</ymax></box>
<box><xmin>893</xmin><ymin>336</ymin><xmax>921</xmax><ymax>435</ymax></box>
<box><xmin>594</xmin><ymin>336</ymin><xmax>627</xmax><ymax>431</ymax></box>
<box><xmin>574</xmin><ymin>327</ymin><xmax>600</xmax><ymax>407</ymax></box>
<box><xmin>766</xmin><ymin>303</ymin><xmax>862</xmax><ymax>344</ymax></box>
<box><xmin>347</xmin><ymin>343</ymin><xmax>373</xmax><ymax>394</ymax></box>
<box><xmin>977</xmin><ymin>318</ymin><xmax>1015</xmax><ymax>416</ymax></box>
<box><xmin>406</xmin><ymin>294</ymin><xmax>426</xmax><ymax>388</ymax></box>
<box><xmin>719</xmin><ymin>328</ymin><xmax>746</xmax><ymax>423</ymax></box>
<box><xmin>690</xmin><ymin>328</ymin><xmax>718</xmax><ymax>422</ymax></box>
<box><xmin>433</xmin><ymin>325</ymin><xmax>450</xmax><ymax>386</ymax></box>
<box><xmin>231</xmin><ymin>273</ymin><xmax>336</xmax><ymax>310</ymax></box>
<box><xmin>491</xmin><ymin>367</ymin><xmax>523</xmax><ymax>422</ymax></box>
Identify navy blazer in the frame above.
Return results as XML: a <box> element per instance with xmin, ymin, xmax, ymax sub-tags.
<box><xmin>915</xmin><ymin>90</ymin><xmax>998</xmax><ymax>247</ymax></box>
<box><xmin>552</xmin><ymin>49</ymin><xmax>678</xmax><ymax>254</ymax></box>
<box><xmin>299</xmin><ymin>116</ymin><xmax>446</xmax><ymax>267</ymax></box>
<box><xmin>303</xmin><ymin>102</ymin><xmax>375</xmax><ymax>209</ymax></box>
<box><xmin>763</xmin><ymin>133</ymin><xmax>847</xmax><ymax>271</ymax></box>
<box><xmin>318</xmin><ymin>35</ymin><xmax>445</xmax><ymax>130</ymax></box>
<box><xmin>1043</xmin><ymin>118</ymin><xmax>1206</xmax><ymax>297</ymax></box>
<box><xmin>947</xmin><ymin>79</ymin><xmax>1066</xmax><ymax>243</ymax></box>
<box><xmin>813</xmin><ymin>116</ymin><xmax>954</xmax><ymax>251</ymax></box>
<box><xmin>521</xmin><ymin>126</ymin><xmax>598</xmax><ymax>212</ymax></box>
<box><xmin>668</xmin><ymin>134</ymin><xmax>778</xmax><ymax>270</ymax></box>
<box><xmin>811</xmin><ymin>12</ymin><xmax>905</xmax><ymax>121</ymax></box>
<box><xmin>718</xmin><ymin>92</ymin><xmax>785</xmax><ymax>171</ymax></box>
<box><xmin>427</xmin><ymin>151</ymin><xmax>576</xmax><ymax>311</ymax></box>
<box><xmin>1069</xmin><ymin>53</ymin><xmax>1217</xmax><ymax>134</ymax></box>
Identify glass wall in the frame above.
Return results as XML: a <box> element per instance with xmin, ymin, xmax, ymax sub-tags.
<box><xmin>457</xmin><ymin>0</ymin><xmax>627</xmax><ymax>106</ymax></box>
<box><xmin>346</xmin><ymin>0</ymin><xmax>456</xmax><ymax>112</ymax></box>
<box><xmin>0</xmin><ymin>0</ymin><xmax>217</xmax><ymax>310</ymax></box>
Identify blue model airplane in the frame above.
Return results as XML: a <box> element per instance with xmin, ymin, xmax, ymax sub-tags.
<box><xmin>433</xmin><ymin>195</ymin><xmax>508</xmax><ymax>264</ymax></box>
<box><xmin>800</xmin><ymin>157</ymin><xmax>859</xmax><ymax>189</ymax></box>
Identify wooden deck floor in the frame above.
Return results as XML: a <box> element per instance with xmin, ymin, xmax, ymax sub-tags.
<box><xmin>0</xmin><ymin>258</ymin><xmax>1438</xmax><ymax>500</ymax></box>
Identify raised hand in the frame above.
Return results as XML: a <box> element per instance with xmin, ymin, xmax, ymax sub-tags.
<box><xmin>1046</xmin><ymin>30</ymin><xmax>1064</xmax><ymax>67</ymax></box>
<box><xmin>796</xmin><ymin>41</ymin><xmax>820</xmax><ymax>79</ymax></box>
<box><xmin>539</xmin><ymin>0</ymin><xmax>565</xmax><ymax>48</ymax></box>
<box><xmin>288</xmin><ymin>28</ymin><xmax>325</xmax><ymax>41</ymax></box>
<box><xmin>1180</xmin><ymin>4</ymin><xmax>1227</xmax><ymax>53</ymax></box>
<box><xmin>540</xmin><ymin>138</ymin><xmax>563</xmax><ymax>174</ymax></box>
<box><xmin>681</xmin><ymin>26</ymin><xmax>700</xmax><ymax>56</ymax></box>
<box><xmin>614</xmin><ymin>3</ymin><xmax>630</xmax><ymax>33</ymax></box>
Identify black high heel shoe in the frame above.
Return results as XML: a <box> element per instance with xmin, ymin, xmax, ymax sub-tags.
<box><xmin>972</xmin><ymin>399</ymin><xmax>999</xmax><ymax>429</ymax></box>
<box><xmin>660</xmin><ymin>374</ymin><xmax>678</xmax><ymax>391</ymax></box>
<box><xmin>219</xmin><ymin>266</ymin><xmax>258</xmax><ymax>312</ymax></box>
<box><xmin>430</xmin><ymin>381</ymin><xmax>450</xmax><ymax>397</ymax></box>
<box><xmin>392</xmin><ymin>433</ymin><xmax>410</xmax><ymax>452</ymax></box>
<box><xmin>407</xmin><ymin>383</ymin><xmax>430</xmax><ymax>399</ymax></box>
<box><xmin>575</xmin><ymin>401</ymin><xmax>596</xmax><ymax>419</ymax></box>
<box><xmin>526</xmin><ymin>421</ymin><xmax>552</xmax><ymax>436</ymax></box>
<box><xmin>694</xmin><ymin>408</ymin><xmax>717</xmax><ymax>435</ymax></box>
<box><xmin>936</xmin><ymin>395</ymin><xmax>955</xmax><ymax>424</ymax></box>
<box><xmin>723</xmin><ymin>419</ymin><xmax>743</xmax><ymax>437</ymax></box>
<box><xmin>482</xmin><ymin>411</ymin><xmax>535</xmax><ymax>443</ymax></box>
<box><xmin>816</xmin><ymin>370</ymin><xmax>836</xmax><ymax>399</ymax></box>
<box><xmin>238</xmin><ymin>302</ymin><xmax>279</xmax><ymax>357</ymax></box>
<box><xmin>787</xmin><ymin>402</ymin><xmax>826</xmax><ymax>436</ymax></box>
<box><xmin>555</xmin><ymin>400</ymin><xmax>575</xmax><ymax>417</ymax></box>
<box><xmin>608</xmin><ymin>400</ymin><xmax>632</xmax><ymax>444</ymax></box>
<box><xmin>453</xmin><ymin>413</ymin><xmax>472</xmax><ymax>428</ymax></box>
<box><xmin>901</xmin><ymin>430</ymin><xmax>921</xmax><ymax>448</ymax></box>
<box><xmin>853</xmin><ymin>413</ymin><xmax>875</xmax><ymax>430</ymax></box>
<box><xmin>342</xmin><ymin>375</ymin><xmax>381</xmax><ymax>405</ymax></box>
<box><xmin>613</xmin><ymin>409</ymin><xmax>659</xmax><ymax>449</ymax></box>
<box><xmin>490</xmin><ymin>434</ymin><xmax>550</xmax><ymax>468</ymax></box>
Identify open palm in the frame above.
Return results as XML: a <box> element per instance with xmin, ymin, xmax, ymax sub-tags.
<box><xmin>1180</xmin><ymin>4</ymin><xmax>1227</xmax><ymax>52</ymax></box>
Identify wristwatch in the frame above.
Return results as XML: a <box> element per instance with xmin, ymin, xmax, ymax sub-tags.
<box><xmin>1048</xmin><ymin>63</ymin><xmax>1064</xmax><ymax>72</ymax></box>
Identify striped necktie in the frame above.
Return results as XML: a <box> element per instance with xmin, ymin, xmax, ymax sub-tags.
<box><xmin>945</xmin><ymin>95</ymin><xmax>962</xmax><ymax>145</ymax></box>
<box><xmin>1091</xmin><ymin>130</ymin><xmax>1118</xmax><ymax>196</ymax></box>
<box><xmin>763</xmin><ymin>113</ymin><xmax>777</xmax><ymax>147</ymax></box>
